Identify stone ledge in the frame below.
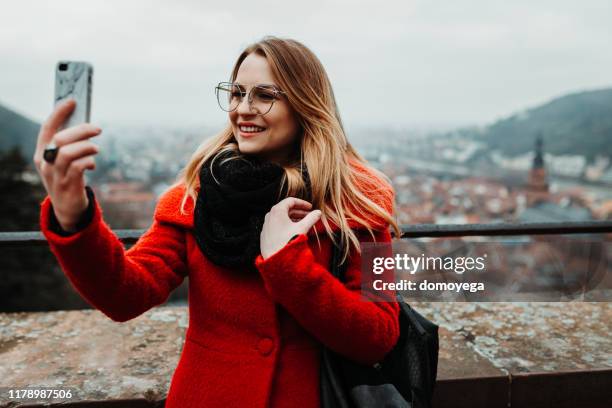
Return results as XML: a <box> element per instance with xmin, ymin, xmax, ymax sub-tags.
<box><xmin>0</xmin><ymin>303</ymin><xmax>610</xmax><ymax>408</ymax></box>
<box><xmin>0</xmin><ymin>308</ymin><xmax>186</xmax><ymax>407</ymax></box>
<box><xmin>416</xmin><ymin>302</ymin><xmax>612</xmax><ymax>408</ymax></box>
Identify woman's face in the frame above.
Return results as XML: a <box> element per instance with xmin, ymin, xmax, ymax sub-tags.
<box><xmin>229</xmin><ymin>53</ymin><xmax>301</xmax><ymax>164</ymax></box>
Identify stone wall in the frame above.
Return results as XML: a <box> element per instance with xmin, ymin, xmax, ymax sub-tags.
<box><xmin>0</xmin><ymin>303</ymin><xmax>610</xmax><ymax>407</ymax></box>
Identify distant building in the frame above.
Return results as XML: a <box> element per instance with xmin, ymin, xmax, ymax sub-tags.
<box><xmin>95</xmin><ymin>182</ymin><xmax>155</xmax><ymax>229</ymax></box>
<box><xmin>518</xmin><ymin>201</ymin><xmax>592</xmax><ymax>223</ymax></box>
<box><xmin>526</xmin><ymin>135</ymin><xmax>550</xmax><ymax>206</ymax></box>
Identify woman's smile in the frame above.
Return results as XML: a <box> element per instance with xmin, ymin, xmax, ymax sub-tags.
<box><xmin>237</xmin><ymin>122</ymin><xmax>268</xmax><ymax>138</ymax></box>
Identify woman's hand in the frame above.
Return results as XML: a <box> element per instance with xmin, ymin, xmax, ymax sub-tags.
<box><xmin>260</xmin><ymin>197</ymin><xmax>322</xmax><ymax>259</ymax></box>
<box><xmin>32</xmin><ymin>99</ymin><xmax>102</xmax><ymax>232</ymax></box>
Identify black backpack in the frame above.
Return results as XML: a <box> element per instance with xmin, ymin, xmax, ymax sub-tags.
<box><xmin>320</xmin><ymin>231</ymin><xmax>439</xmax><ymax>408</ymax></box>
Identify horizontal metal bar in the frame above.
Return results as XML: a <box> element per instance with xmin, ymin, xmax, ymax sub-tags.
<box><xmin>0</xmin><ymin>230</ymin><xmax>146</xmax><ymax>248</ymax></box>
<box><xmin>398</xmin><ymin>221</ymin><xmax>612</xmax><ymax>238</ymax></box>
<box><xmin>1</xmin><ymin>221</ymin><xmax>611</xmax><ymax>248</ymax></box>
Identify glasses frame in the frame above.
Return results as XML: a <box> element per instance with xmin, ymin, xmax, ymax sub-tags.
<box><xmin>215</xmin><ymin>81</ymin><xmax>287</xmax><ymax>116</ymax></box>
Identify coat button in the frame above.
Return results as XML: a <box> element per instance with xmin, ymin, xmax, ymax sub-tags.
<box><xmin>257</xmin><ymin>337</ymin><xmax>275</xmax><ymax>356</ymax></box>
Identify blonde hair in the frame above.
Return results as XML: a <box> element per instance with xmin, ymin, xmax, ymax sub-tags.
<box><xmin>174</xmin><ymin>36</ymin><xmax>401</xmax><ymax>263</ymax></box>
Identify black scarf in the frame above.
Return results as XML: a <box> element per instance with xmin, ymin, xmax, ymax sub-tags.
<box><xmin>194</xmin><ymin>150</ymin><xmax>310</xmax><ymax>272</ymax></box>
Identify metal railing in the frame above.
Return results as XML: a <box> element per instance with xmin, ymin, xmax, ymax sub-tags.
<box><xmin>398</xmin><ymin>220</ymin><xmax>612</xmax><ymax>237</ymax></box>
<box><xmin>1</xmin><ymin>220</ymin><xmax>611</xmax><ymax>248</ymax></box>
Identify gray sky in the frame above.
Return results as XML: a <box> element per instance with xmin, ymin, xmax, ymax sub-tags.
<box><xmin>1</xmin><ymin>0</ymin><xmax>611</xmax><ymax>131</ymax></box>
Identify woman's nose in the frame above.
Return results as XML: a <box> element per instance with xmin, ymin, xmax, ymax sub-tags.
<box><xmin>236</xmin><ymin>95</ymin><xmax>256</xmax><ymax>115</ymax></box>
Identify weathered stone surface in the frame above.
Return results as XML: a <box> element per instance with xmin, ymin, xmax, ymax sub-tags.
<box><xmin>0</xmin><ymin>307</ymin><xmax>187</xmax><ymax>405</ymax></box>
<box><xmin>412</xmin><ymin>302</ymin><xmax>612</xmax><ymax>375</ymax></box>
<box><xmin>0</xmin><ymin>302</ymin><xmax>610</xmax><ymax>406</ymax></box>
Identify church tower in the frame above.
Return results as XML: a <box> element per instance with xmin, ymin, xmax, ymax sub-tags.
<box><xmin>526</xmin><ymin>134</ymin><xmax>549</xmax><ymax>205</ymax></box>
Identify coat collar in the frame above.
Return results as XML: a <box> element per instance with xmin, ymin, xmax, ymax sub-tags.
<box><xmin>154</xmin><ymin>158</ymin><xmax>393</xmax><ymax>234</ymax></box>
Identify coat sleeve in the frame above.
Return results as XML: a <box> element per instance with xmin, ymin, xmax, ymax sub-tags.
<box><xmin>254</xmin><ymin>228</ymin><xmax>400</xmax><ymax>366</ymax></box>
<box><xmin>39</xmin><ymin>187</ymin><xmax>188</xmax><ymax>322</ymax></box>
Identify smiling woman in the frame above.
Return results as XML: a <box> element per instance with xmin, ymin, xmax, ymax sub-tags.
<box><xmin>37</xmin><ymin>35</ymin><xmax>402</xmax><ymax>408</ymax></box>
<box><xmin>228</xmin><ymin>53</ymin><xmax>301</xmax><ymax>164</ymax></box>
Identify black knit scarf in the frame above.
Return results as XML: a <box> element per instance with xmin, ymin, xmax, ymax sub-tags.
<box><xmin>194</xmin><ymin>150</ymin><xmax>310</xmax><ymax>272</ymax></box>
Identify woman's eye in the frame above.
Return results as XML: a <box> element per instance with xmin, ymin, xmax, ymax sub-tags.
<box><xmin>256</xmin><ymin>92</ymin><xmax>275</xmax><ymax>101</ymax></box>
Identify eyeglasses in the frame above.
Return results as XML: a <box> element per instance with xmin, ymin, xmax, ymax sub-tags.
<box><xmin>215</xmin><ymin>81</ymin><xmax>286</xmax><ymax>116</ymax></box>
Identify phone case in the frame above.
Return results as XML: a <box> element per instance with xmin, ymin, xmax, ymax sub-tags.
<box><xmin>54</xmin><ymin>61</ymin><xmax>93</xmax><ymax>130</ymax></box>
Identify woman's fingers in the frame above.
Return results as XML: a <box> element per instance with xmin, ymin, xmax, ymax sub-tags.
<box><xmin>53</xmin><ymin>123</ymin><xmax>102</xmax><ymax>147</ymax></box>
<box><xmin>32</xmin><ymin>100</ymin><xmax>103</xmax><ymax>228</ymax></box>
<box><xmin>273</xmin><ymin>197</ymin><xmax>313</xmax><ymax>214</ymax></box>
<box><xmin>261</xmin><ymin>197</ymin><xmax>324</xmax><ymax>258</ymax></box>
<box><xmin>64</xmin><ymin>154</ymin><xmax>96</xmax><ymax>182</ymax></box>
<box><xmin>52</xmin><ymin>139</ymin><xmax>99</xmax><ymax>178</ymax></box>
<box><xmin>271</xmin><ymin>197</ymin><xmax>320</xmax><ymax>225</ymax></box>
<box><xmin>296</xmin><ymin>209</ymin><xmax>322</xmax><ymax>231</ymax></box>
<box><xmin>289</xmin><ymin>209</ymin><xmax>310</xmax><ymax>222</ymax></box>
<box><xmin>34</xmin><ymin>99</ymin><xmax>76</xmax><ymax>163</ymax></box>
<box><xmin>289</xmin><ymin>209</ymin><xmax>309</xmax><ymax>217</ymax></box>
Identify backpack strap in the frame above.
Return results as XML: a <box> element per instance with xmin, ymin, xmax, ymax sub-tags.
<box><xmin>329</xmin><ymin>230</ymin><xmax>349</xmax><ymax>282</ymax></box>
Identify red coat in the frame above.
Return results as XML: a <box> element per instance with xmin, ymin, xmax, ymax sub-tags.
<box><xmin>39</xmin><ymin>160</ymin><xmax>400</xmax><ymax>408</ymax></box>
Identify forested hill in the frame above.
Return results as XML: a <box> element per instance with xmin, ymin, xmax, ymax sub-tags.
<box><xmin>0</xmin><ymin>102</ymin><xmax>40</xmax><ymax>158</ymax></box>
<box><xmin>472</xmin><ymin>88</ymin><xmax>612</xmax><ymax>160</ymax></box>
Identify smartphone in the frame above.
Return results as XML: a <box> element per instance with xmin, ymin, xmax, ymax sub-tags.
<box><xmin>54</xmin><ymin>61</ymin><xmax>93</xmax><ymax>129</ymax></box>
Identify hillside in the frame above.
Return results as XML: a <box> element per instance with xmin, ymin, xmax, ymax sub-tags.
<box><xmin>0</xmin><ymin>102</ymin><xmax>40</xmax><ymax>159</ymax></box>
<box><xmin>473</xmin><ymin>88</ymin><xmax>612</xmax><ymax>160</ymax></box>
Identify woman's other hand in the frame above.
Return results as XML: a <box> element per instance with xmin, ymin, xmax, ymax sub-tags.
<box><xmin>32</xmin><ymin>99</ymin><xmax>102</xmax><ymax>232</ymax></box>
<box><xmin>260</xmin><ymin>197</ymin><xmax>322</xmax><ymax>259</ymax></box>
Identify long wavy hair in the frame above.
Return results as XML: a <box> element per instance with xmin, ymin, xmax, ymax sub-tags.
<box><xmin>174</xmin><ymin>36</ymin><xmax>400</xmax><ymax>263</ymax></box>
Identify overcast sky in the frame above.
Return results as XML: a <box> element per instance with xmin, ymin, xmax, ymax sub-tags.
<box><xmin>1</xmin><ymin>0</ymin><xmax>611</xmax><ymax>132</ymax></box>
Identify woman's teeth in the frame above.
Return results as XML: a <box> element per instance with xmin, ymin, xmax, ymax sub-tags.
<box><xmin>240</xmin><ymin>126</ymin><xmax>266</xmax><ymax>133</ymax></box>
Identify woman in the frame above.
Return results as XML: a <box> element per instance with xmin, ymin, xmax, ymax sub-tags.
<box><xmin>34</xmin><ymin>36</ymin><xmax>401</xmax><ymax>408</ymax></box>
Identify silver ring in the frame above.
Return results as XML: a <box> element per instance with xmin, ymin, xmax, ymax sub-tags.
<box><xmin>43</xmin><ymin>142</ymin><xmax>59</xmax><ymax>164</ymax></box>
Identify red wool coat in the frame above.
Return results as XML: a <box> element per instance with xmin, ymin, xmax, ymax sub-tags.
<box><xmin>39</xmin><ymin>160</ymin><xmax>400</xmax><ymax>408</ymax></box>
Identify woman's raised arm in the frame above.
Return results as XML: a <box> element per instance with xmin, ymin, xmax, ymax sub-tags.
<box><xmin>40</xmin><ymin>186</ymin><xmax>189</xmax><ymax>322</ymax></box>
